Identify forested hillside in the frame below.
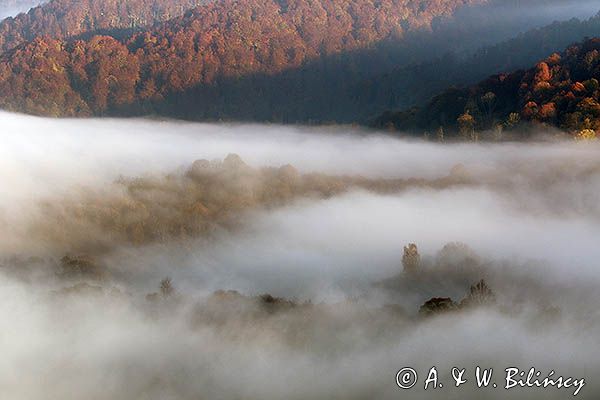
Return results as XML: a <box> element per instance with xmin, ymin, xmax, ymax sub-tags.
<box><xmin>373</xmin><ymin>38</ymin><xmax>600</xmax><ymax>140</ymax></box>
<box><xmin>0</xmin><ymin>0</ymin><xmax>483</xmax><ymax>117</ymax></box>
<box><xmin>0</xmin><ymin>0</ymin><xmax>206</xmax><ymax>54</ymax></box>
<box><xmin>1</xmin><ymin>0</ymin><xmax>598</xmax><ymax>122</ymax></box>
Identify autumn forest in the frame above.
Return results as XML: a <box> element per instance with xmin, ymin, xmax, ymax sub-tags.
<box><xmin>0</xmin><ymin>0</ymin><xmax>599</xmax><ymax>137</ymax></box>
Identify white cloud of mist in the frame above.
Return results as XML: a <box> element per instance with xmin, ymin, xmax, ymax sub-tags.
<box><xmin>1</xmin><ymin>111</ymin><xmax>600</xmax><ymax>399</ymax></box>
<box><xmin>0</xmin><ymin>279</ymin><xmax>596</xmax><ymax>400</ymax></box>
<box><xmin>1</xmin><ymin>111</ymin><xmax>598</xmax><ymax>205</ymax></box>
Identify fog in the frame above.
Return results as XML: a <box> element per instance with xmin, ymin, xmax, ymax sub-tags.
<box><xmin>0</xmin><ymin>0</ymin><xmax>43</xmax><ymax>19</ymax></box>
<box><xmin>1</xmin><ymin>111</ymin><xmax>599</xmax><ymax>399</ymax></box>
<box><xmin>483</xmin><ymin>0</ymin><xmax>600</xmax><ymax>21</ymax></box>
<box><xmin>456</xmin><ymin>0</ymin><xmax>600</xmax><ymax>23</ymax></box>
<box><xmin>425</xmin><ymin>0</ymin><xmax>600</xmax><ymax>57</ymax></box>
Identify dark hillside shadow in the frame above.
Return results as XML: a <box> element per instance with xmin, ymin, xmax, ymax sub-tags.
<box><xmin>111</xmin><ymin>13</ymin><xmax>600</xmax><ymax>124</ymax></box>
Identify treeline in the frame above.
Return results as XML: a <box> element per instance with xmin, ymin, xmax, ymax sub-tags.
<box><xmin>373</xmin><ymin>38</ymin><xmax>600</xmax><ymax>140</ymax></box>
<box><xmin>29</xmin><ymin>154</ymin><xmax>471</xmax><ymax>253</ymax></box>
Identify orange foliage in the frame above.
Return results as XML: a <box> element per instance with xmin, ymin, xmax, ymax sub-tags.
<box><xmin>534</xmin><ymin>61</ymin><xmax>551</xmax><ymax>83</ymax></box>
<box><xmin>375</xmin><ymin>38</ymin><xmax>600</xmax><ymax>137</ymax></box>
<box><xmin>538</xmin><ymin>102</ymin><xmax>556</xmax><ymax>120</ymax></box>
<box><xmin>0</xmin><ymin>0</ymin><xmax>482</xmax><ymax>116</ymax></box>
<box><xmin>0</xmin><ymin>0</ymin><xmax>206</xmax><ymax>54</ymax></box>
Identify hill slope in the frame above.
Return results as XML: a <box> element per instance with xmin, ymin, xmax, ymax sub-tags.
<box><xmin>0</xmin><ymin>0</ymin><xmax>483</xmax><ymax>117</ymax></box>
<box><xmin>0</xmin><ymin>0</ymin><xmax>206</xmax><ymax>54</ymax></box>
<box><xmin>372</xmin><ymin>38</ymin><xmax>600</xmax><ymax>139</ymax></box>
